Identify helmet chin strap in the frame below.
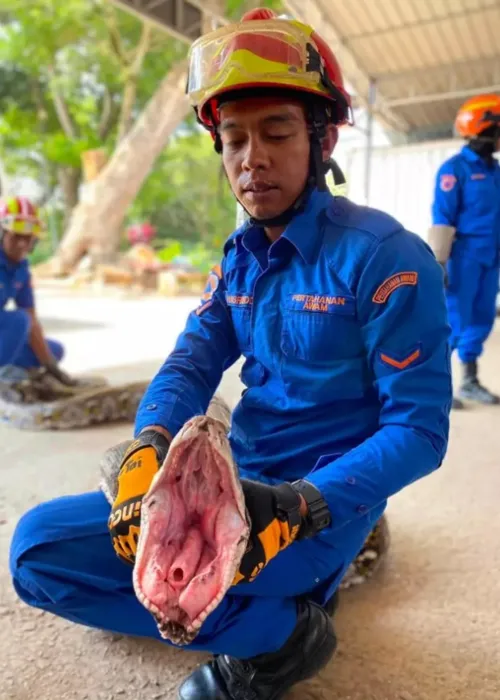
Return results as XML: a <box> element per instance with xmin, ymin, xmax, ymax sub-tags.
<box><xmin>244</xmin><ymin>132</ymin><xmax>346</xmax><ymax>228</ymax></box>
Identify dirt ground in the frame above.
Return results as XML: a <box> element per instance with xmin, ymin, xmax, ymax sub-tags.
<box><xmin>1</xmin><ymin>290</ymin><xmax>500</xmax><ymax>700</ymax></box>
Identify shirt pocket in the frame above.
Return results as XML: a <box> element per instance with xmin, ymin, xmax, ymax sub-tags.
<box><xmin>466</xmin><ymin>177</ymin><xmax>497</xmax><ymax>217</ymax></box>
<box><xmin>279</xmin><ymin>299</ymin><xmax>367</xmax><ymax>403</ymax></box>
<box><xmin>280</xmin><ymin>294</ymin><xmax>361</xmax><ymax>361</ymax></box>
<box><xmin>226</xmin><ymin>292</ymin><xmax>253</xmax><ymax>354</ymax></box>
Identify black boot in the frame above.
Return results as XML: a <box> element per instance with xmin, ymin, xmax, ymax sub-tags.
<box><xmin>177</xmin><ymin>600</ymin><xmax>337</xmax><ymax>700</ymax></box>
<box><xmin>324</xmin><ymin>590</ymin><xmax>340</xmax><ymax>617</ymax></box>
<box><xmin>458</xmin><ymin>360</ymin><xmax>500</xmax><ymax>405</ymax></box>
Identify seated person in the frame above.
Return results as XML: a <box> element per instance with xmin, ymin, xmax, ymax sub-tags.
<box><xmin>0</xmin><ymin>195</ymin><xmax>74</xmax><ymax>385</ymax></box>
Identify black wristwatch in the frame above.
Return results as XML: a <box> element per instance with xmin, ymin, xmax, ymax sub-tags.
<box><xmin>124</xmin><ymin>430</ymin><xmax>171</xmax><ymax>465</ymax></box>
<box><xmin>291</xmin><ymin>479</ymin><xmax>332</xmax><ymax>540</ymax></box>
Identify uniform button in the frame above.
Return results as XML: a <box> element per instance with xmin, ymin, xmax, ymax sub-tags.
<box><xmin>146</xmin><ymin>403</ymin><xmax>157</xmax><ymax>410</ymax></box>
<box><xmin>357</xmin><ymin>504</ymin><xmax>368</xmax><ymax>513</ymax></box>
<box><xmin>346</xmin><ymin>476</ymin><xmax>356</xmax><ymax>485</ymax></box>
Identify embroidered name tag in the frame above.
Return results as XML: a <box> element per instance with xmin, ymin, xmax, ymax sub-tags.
<box><xmin>372</xmin><ymin>272</ymin><xmax>418</xmax><ymax>304</ymax></box>
<box><xmin>225</xmin><ymin>293</ymin><xmax>253</xmax><ymax>308</ymax></box>
<box><xmin>471</xmin><ymin>173</ymin><xmax>486</xmax><ymax>180</ymax></box>
<box><xmin>287</xmin><ymin>293</ymin><xmax>355</xmax><ymax>315</ymax></box>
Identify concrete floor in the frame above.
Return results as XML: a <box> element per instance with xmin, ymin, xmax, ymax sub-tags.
<box><xmin>1</xmin><ymin>288</ymin><xmax>500</xmax><ymax>700</ymax></box>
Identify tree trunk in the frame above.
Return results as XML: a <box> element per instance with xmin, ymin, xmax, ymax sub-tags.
<box><xmin>57</xmin><ymin>166</ymin><xmax>81</xmax><ymax>231</ymax></box>
<box><xmin>46</xmin><ymin>60</ymin><xmax>190</xmax><ymax>276</ymax></box>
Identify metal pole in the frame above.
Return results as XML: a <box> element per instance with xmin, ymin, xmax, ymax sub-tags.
<box><xmin>364</xmin><ymin>78</ymin><xmax>376</xmax><ymax>206</ymax></box>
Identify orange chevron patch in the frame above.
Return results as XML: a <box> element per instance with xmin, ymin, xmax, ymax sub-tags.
<box><xmin>380</xmin><ymin>348</ymin><xmax>421</xmax><ymax>370</ymax></box>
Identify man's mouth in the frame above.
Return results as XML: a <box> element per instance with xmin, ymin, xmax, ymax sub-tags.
<box><xmin>242</xmin><ymin>182</ymin><xmax>278</xmax><ymax>194</ymax></box>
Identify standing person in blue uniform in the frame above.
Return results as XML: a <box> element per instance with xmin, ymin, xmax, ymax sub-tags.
<box><xmin>0</xmin><ymin>195</ymin><xmax>75</xmax><ymax>384</ymax></box>
<box><xmin>429</xmin><ymin>94</ymin><xmax>500</xmax><ymax>409</ymax></box>
<box><xmin>10</xmin><ymin>9</ymin><xmax>453</xmax><ymax>700</ymax></box>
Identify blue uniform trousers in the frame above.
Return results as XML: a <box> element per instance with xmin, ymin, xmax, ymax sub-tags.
<box><xmin>0</xmin><ymin>309</ymin><xmax>64</xmax><ymax>368</ymax></box>
<box><xmin>446</xmin><ymin>255</ymin><xmax>499</xmax><ymax>362</ymax></box>
<box><xmin>9</xmin><ymin>490</ymin><xmax>372</xmax><ymax>659</ymax></box>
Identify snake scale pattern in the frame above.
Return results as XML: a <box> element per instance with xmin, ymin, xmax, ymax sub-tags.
<box><xmin>0</xmin><ymin>369</ymin><xmax>389</xmax><ymax>587</ymax></box>
<box><xmin>0</xmin><ymin>366</ymin><xmax>149</xmax><ymax>431</ymax></box>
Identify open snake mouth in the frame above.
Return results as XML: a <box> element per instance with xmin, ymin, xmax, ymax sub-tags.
<box><xmin>133</xmin><ymin>415</ymin><xmax>251</xmax><ymax>645</ymax></box>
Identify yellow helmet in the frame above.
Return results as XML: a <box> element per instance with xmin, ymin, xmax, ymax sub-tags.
<box><xmin>0</xmin><ymin>196</ymin><xmax>44</xmax><ymax>238</ymax></box>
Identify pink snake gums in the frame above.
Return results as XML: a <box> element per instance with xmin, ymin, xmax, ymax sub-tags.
<box><xmin>133</xmin><ymin>404</ymin><xmax>251</xmax><ymax>645</ymax></box>
<box><xmin>99</xmin><ymin>394</ymin><xmax>390</xmax><ymax>644</ymax></box>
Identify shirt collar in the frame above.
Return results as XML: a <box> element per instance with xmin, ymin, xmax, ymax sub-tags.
<box><xmin>461</xmin><ymin>144</ymin><xmax>483</xmax><ymax>163</ymax></box>
<box><xmin>234</xmin><ymin>188</ymin><xmax>334</xmax><ymax>265</ymax></box>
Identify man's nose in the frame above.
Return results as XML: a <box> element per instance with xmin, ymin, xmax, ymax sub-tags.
<box><xmin>241</xmin><ymin>135</ymin><xmax>270</xmax><ymax>171</ymax></box>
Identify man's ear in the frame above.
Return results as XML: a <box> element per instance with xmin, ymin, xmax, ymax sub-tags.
<box><xmin>322</xmin><ymin>125</ymin><xmax>338</xmax><ymax>162</ymax></box>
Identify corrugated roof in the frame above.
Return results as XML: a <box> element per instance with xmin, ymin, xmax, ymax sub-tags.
<box><xmin>285</xmin><ymin>0</ymin><xmax>500</xmax><ymax>135</ymax></box>
<box><xmin>110</xmin><ymin>0</ymin><xmax>500</xmax><ymax>137</ymax></box>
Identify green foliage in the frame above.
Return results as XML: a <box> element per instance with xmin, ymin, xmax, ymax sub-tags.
<box><xmin>1</xmin><ymin>0</ymin><xmax>293</xmax><ymax>269</ymax></box>
<box><xmin>128</xmin><ymin>130</ymin><xmax>237</xmax><ymax>257</ymax></box>
<box><xmin>0</xmin><ymin>0</ymin><xmax>186</xmax><ymax>191</ymax></box>
<box><xmin>225</xmin><ymin>0</ymin><xmax>285</xmax><ymax>20</ymax></box>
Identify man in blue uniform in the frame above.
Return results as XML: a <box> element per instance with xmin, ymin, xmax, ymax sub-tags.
<box><xmin>0</xmin><ymin>195</ymin><xmax>75</xmax><ymax>384</ymax></box>
<box><xmin>10</xmin><ymin>10</ymin><xmax>452</xmax><ymax>700</ymax></box>
<box><xmin>429</xmin><ymin>94</ymin><xmax>500</xmax><ymax>409</ymax></box>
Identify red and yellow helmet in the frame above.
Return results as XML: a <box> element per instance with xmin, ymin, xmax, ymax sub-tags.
<box><xmin>0</xmin><ymin>196</ymin><xmax>44</xmax><ymax>238</ymax></box>
<box><xmin>186</xmin><ymin>8</ymin><xmax>352</xmax><ymax>134</ymax></box>
<box><xmin>455</xmin><ymin>93</ymin><xmax>500</xmax><ymax>138</ymax></box>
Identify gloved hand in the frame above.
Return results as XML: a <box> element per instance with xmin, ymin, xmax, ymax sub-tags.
<box><xmin>440</xmin><ymin>261</ymin><xmax>449</xmax><ymax>288</ymax></box>
<box><xmin>232</xmin><ymin>480</ymin><xmax>304</xmax><ymax>585</ymax></box>
<box><xmin>44</xmin><ymin>361</ymin><xmax>78</xmax><ymax>386</ymax></box>
<box><xmin>108</xmin><ymin>430</ymin><xmax>171</xmax><ymax>566</ymax></box>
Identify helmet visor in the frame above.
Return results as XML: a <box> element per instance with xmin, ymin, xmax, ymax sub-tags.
<box><xmin>0</xmin><ymin>214</ymin><xmax>42</xmax><ymax>236</ymax></box>
<box><xmin>187</xmin><ymin>20</ymin><xmax>320</xmax><ymax>107</ymax></box>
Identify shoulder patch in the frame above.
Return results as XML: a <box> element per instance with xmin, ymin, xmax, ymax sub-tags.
<box><xmin>440</xmin><ymin>174</ymin><xmax>457</xmax><ymax>192</ymax></box>
<box><xmin>372</xmin><ymin>271</ymin><xmax>418</xmax><ymax>304</ymax></box>
<box><xmin>195</xmin><ymin>265</ymin><xmax>221</xmax><ymax>316</ymax></box>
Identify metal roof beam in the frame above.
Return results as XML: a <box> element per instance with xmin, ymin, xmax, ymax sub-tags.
<box><xmin>108</xmin><ymin>0</ymin><xmax>228</xmax><ymax>44</ymax></box>
<box><xmin>345</xmin><ymin>0</ymin><xmax>500</xmax><ymax>42</ymax></box>
<box><xmin>376</xmin><ymin>54</ymin><xmax>500</xmax><ymax>84</ymax></box>
<box><xmin>282</xmin><ymin>0</ymin><xmax>410</xmax><ymax>134</ymax></box>
<box><xmin>387</xmin><ymin>84</ymin><xmax>500</xmax><ymax>107</ymax></box>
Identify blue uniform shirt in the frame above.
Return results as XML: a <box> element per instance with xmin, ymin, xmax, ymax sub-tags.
<box><xmin>432</xmin><ymin>144</ymin><xmax>500</xmax><ymax>265</ymax></box>
<box><xmin>0</xmin><ymin>248</ymin><xmax>34</xmax><ymax>312</ymax></box>
<box><xmin>136</xmin><ymin>189</ymin><xmax>452</xmax><ymax>540</ymax></box>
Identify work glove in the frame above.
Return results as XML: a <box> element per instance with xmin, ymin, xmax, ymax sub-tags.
<box><xmin>232</xmin><ymin>480</ymin><xmax>304</xmax><ymax>585</ymax></box>
<box><xmin>107</xmin><ymin>430</ymin><xmax>171</xmax><ymax>566</ymax></box>
<box><xmin>43</xmin><ymin>361</ymin><xmax>78</xmax><ymax>386</ymax></box>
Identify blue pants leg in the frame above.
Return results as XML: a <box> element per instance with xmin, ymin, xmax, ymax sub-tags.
<box><xmin>0</xmin><ymin>310</ymin><xmax>31</xmax><ymax>365</ymax></box>
<box><xmin>446</xmin><ymin>256</ymin><xmax>498</xmax><ymax>362</ymax></box>
<box><xmin>14</xmin><ymin>338</ymin><xmax>64</xmax><ymax>368</ymax></box>
<box><xmin>10</xmin><ymin>491</ymin><xmax>347</xmax><ymax>659</ymax></box>
<box><xmin>0</xmin><ymin>309</ymin><xmax>64</xmax><ymax>368</ymax></box>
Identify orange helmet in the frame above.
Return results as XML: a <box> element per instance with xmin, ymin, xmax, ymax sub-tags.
<box><xmin>0</xmin><ymin>196</ymin><xmax>44</xmax><ymax>238</ymax></box>
<box><xmin>186</xmin><ymin>8</ymin><xmax>352</xmax><ymax>135</ymax></box>
<box><xmin>454</xmin><ymin>94</ymin><xmax>500</xmax><ymax>138</ymax></box>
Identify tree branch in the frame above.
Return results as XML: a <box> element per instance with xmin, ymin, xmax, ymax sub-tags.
<box><xmin>47</xmin><ymin>65</ymin><xmax>78</xmax><ymax>140</ymax></box>
<box><xmin>98</xmin><ymin>86</ymin><xmax>117</xmax><ymax>142</ymax></box>
<box><xmin>116</xmin><ymin>21</ymin><xmax>153</xmax><ymax>142</ymax></box>
<box><xmin>102</xmin><ymin>4</ymin><xmax>128</xmax><ymax>67</ymax></box>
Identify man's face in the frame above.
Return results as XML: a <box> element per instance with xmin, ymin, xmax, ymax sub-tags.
<box><xmin>219</xmin><ymin>97</ymin><xmax>312</xmax><ymax>221</ymax></box>
<box><xmin>1</xmin><ymin>230</ymin><xmax>35</xmax><ymax>263</ymax></box>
